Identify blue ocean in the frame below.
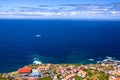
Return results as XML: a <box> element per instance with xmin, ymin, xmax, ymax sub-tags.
<box><xmin>0</xmin><ymin>20</ymin><xmax>120</xmax><ymax>73</ymax></box>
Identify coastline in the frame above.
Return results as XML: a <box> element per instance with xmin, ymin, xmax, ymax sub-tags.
<box><xmin>0</xmin><ymin>57</ymin><xmax>120</xmax><ymax>80</ymax></box>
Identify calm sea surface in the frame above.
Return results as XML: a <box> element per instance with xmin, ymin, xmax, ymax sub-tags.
<box><xmin>0</xmin><ymin>20</ymin><xmax>120</xmax><ymax>73</ymax></box>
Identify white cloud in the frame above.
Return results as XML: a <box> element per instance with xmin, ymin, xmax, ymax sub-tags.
<box><xmin>0</xmin><ymin>3</ymin><xmax>120</xmax><ymax>19</ymax></box>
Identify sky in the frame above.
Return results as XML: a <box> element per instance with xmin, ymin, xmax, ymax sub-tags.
<box><xmin>0</xmin><ymin>0</ymin><xmax>120</xmax><ymax>19</ymax></box>
<box><xmin>0</xmin><ymin>0</ymin><xmax>120</xmax><ymax>6</ymax></box>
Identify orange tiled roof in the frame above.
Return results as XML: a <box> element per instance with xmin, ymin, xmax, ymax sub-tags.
<box><xmin>18</xmin><ymin>66</ymin><xmax>32</xmax><ymax>73</ymax></box>
<box><xmin>93</xmin><ymin>78</ymin><xmax>97</xmax><ymax>80</ymax></box>
<box><xmin>116</xmin><ymin>78</ymin><xmax>120</xmax><ymax>80</ymax></box>
<box><xmin>64</xmin><ymin>74</ymin><xmax>76</xmax><ymax>80</ymax></box>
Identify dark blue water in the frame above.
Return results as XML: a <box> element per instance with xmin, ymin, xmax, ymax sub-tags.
<box><xmin>0</xmin><ymin>20</ymin><xmax>120</xmax><ymax>73</ymax></box>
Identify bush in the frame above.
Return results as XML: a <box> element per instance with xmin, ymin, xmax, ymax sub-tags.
<box><xmin>38</xmin><ymin>76</ymin><xmax>52</xmax><ymax>80</ymax></box>
<box><xmin>75</xmin><ymin>75</ymin><xmax>83</xmax><ymax>80</ymax></box>
<box><xmin>11</xmin><ymin>71</ymin><xmax>18</xmax><ymax>76</ymax></box>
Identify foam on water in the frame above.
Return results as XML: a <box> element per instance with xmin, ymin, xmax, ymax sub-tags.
<box><xmin>33</xmin><ymin>60</ymin><xmax>42</xmax><ymax>64</ymax></box>
<box><xmin>97</xmin><ymin>56</ymin><xmax>120</xmax><ymax>64</ymax></box>
<box><xmin>33</xmin><ymin>58</ymin><xmax>42</xmax><ymax>64</ymax></box>
<box><xmin>88</xmin><ymin>59</ymin><xmax>94</xmax><ymax>61</ymax></box>
<box><xmin>106</xmin><ymin>56</ymin><xmax>113</xmax><ymax>60</ymax></box>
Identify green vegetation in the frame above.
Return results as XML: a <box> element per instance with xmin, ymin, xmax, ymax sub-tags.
<box><xmin>66</xmin><ymin>68</ymin><xmax>71</xmax><ymax>71</ymax></box>
<box><xmin>38</xmin><ymin>76</ymin><xmax>52</xmax><ymax>80</ymax></box>
<box><xmin>84</xmin><ymin>69</ymin><xmax>109</xmax><ymax>80</ymax></box>
<box><xmin>53</xmin><ymin>70</ymin><xmax>57</xmax><ymax>74</ymax></box>
<box><xmin>0</xmin><ymin>79</ymin><xmax>10</xmax><ymax>80</ymax></box>
<box><xmin>75</xmin><ymin>75</ymin><xmax>83</xmax><ymax>80</ymax></box>
<box><xmin>57</xmin><ymin>74</ymin><xmax>62</xmax><ymax>80</ymax></box>
<box><xmin>106</xmin><ymin>65</ymin><xmax>114</xmax><ymax>70</ymax></box>
<box><xmin>97</xmin><ymin>72</ymin><xmax>109</xmax><ymax>80</ymax></box>
<box><xmin>11</xmin><ymin>71</ymin><xmax>18</xmax><ymax>76</ymax></box>
<box><xmin>28</xmin><ymin>64</ymin><xmax>39</xmax><ymax>69</ymax></box>
<box><xmin>50</xmin><ymin>65</ymin><xmax>56</xmax><ymax>70</ymax></box>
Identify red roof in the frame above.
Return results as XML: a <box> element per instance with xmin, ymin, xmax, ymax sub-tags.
<box><xmin>28</xmin><ymin>77</ymin><xmax>36</xmax><ymax>80</ymax></box>
<box><xmin>116</xmin><ymin>78</ymin><xmax>120</xmax><ymax>80</ymax></box>
<box><xmin>93</xmin><ymin>78</ymin><xmax>97</xmax><ymax>80</ymax></box>
<box><xmin>57</xmin><ymin>70</ymin><xmax>61</xmax><ymax>73</ymax></box>
<box><xmin>18</xmin><ymin>66</ymin><xmax>32</xmax><ymax>73</ymax></box>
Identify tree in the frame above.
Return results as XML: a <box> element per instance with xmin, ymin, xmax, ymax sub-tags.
<box><xmin>75</xmin><ymin>75</ymin><xmax>83</xmax><ymax>80</ymax></box>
